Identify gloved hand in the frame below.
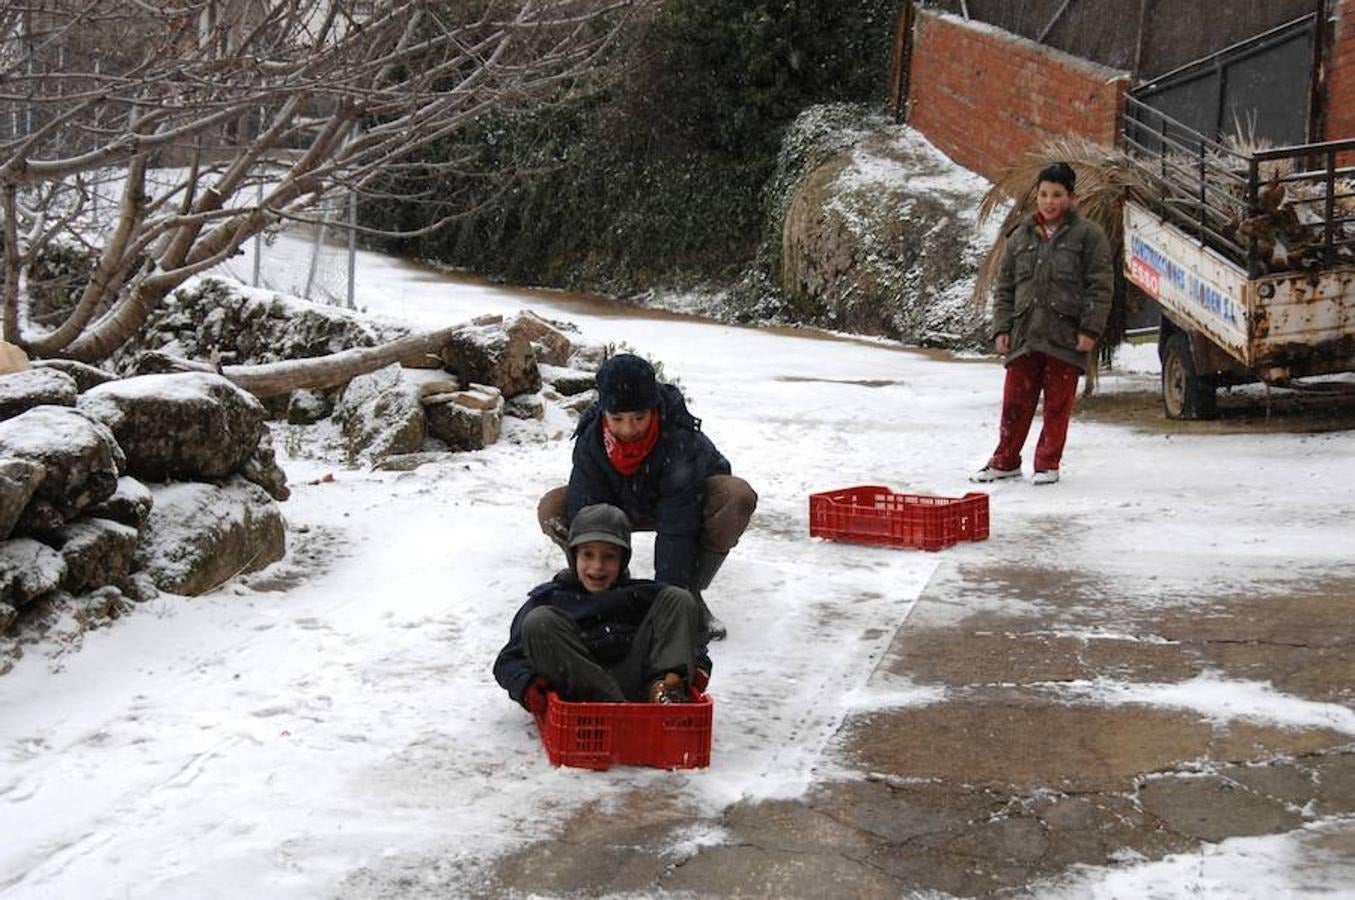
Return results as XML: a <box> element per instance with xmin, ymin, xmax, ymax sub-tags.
<box><xmin>522</xmin><ymin>676</ymin><xmax>550</xmax><ymax>715</ymax></box>
<box><xmin>692</xmin><ymin>667</ymin><xmax>710</xmax><ymax>693</ymax></box>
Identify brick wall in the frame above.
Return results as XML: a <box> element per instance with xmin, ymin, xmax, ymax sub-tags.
<box><xmin>1326</xmin><ymin>0</ymin><xmax>1355</xmax><ymax>140</ymax></box>
<box><xmin>906</xmin><ymin>10</ymin><xmax>1130</xmax><ymax>182</ymax></box>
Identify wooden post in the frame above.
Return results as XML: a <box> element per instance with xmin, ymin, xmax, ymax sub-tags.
<box><xmin>1133</xmin><ymin>0</ymin><xmax>1150</xmax><ymax>75</ymax></box>
<box><xmin>1308</xmin><ymin>0</ymin><xmax>1329</xmax><ymax>144</ymax></box>
<box><xmin>890</xmin><ymin>1</ymin><xmax>917</xmax><ymax>124</ymax></box>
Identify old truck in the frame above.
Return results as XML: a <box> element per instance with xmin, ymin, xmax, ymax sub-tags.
<box><xmin>1121</xmin><ymin>95</ymin><xmax>1355</xmax><ymax>419</ymax></box>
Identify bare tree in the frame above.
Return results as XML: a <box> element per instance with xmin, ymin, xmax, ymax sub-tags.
<box><xmin>0</xmin><ymin>0</ymin><xmax>635</xmax><ymax>389</ymax></box>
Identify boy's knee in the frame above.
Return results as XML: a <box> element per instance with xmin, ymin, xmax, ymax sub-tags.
<box><xmin>537</xmin><ymin>486</ymin><xmax>569</xmax><ymax>541</ymax></box>
<box><xmin>522</xmin><ymin>606</ymin><xmax>567</xmax><ymax>641</ymax></box>
<box><xmin>655</xmin><ymin>586</ymin><xmax>700</xmax><ymax>617</ymax></box>
<box><xmin>730</xmin><ymin>479</ymin><xmax>758</xmax><ymax>518</ymax></box>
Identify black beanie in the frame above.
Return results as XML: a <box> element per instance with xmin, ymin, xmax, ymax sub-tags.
<box><xmin>596</xmin><ymin>353</ymin><xmax>660</xmax><ymax>413</ymax></box>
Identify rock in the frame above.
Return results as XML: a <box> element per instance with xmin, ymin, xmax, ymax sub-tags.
<box><xmin>0</xmin><ymin>537</ymin><xmax>66</xmax><ymax>608</ymax></box>
<box><xmin>441</xmin><ymin>320</ymin><xmax>541</xmax><ymax>398</ymax></box>
<box><xmin>135</xmin><ymin>478</ymin><xmax>286</xmax><ymax>596</ymax></box>
<box><xmin>0</xmin><ymin>368</ymin><xmax>79</xmax><ymax>421</ymax></box>
<box><xmin>123</xmin><ymin>571</ymin><xmax>160</xmax><ymax>603</ymax></box>
<box><xmin>333</xmin><ymin>364</ymin><xmax>426</xmax><ymax>462</ymax></box>
<box><xmin>425</xmin><ymin>391</ymin><xmax>504</xmax><ymax>451</ymax></box>
<box><xmin>568</xmin><ymin>343</ymin><xmax>607</xmax><ymax>369</ymax></box>
<box><xmin>30</xmin><ymin>358</ymin><xmax>118</xmax><ymax>392</ymax></box>
<box><xmin>510</xmin><ymin>311</ymin><xmax>574</xmax><ymax>367</ymax></box>
<box><xmin>69</xmin><ymin>586</ymin><xmax>133</xmax><ymax>628</ymax></box>
<box><xmin>0</xmin><ymin>457</ymin><xmax>45</xmax><ymax>540</ymax></box>
<box><xmin>402</xmin><ymin>368</ymin><xmax>462</xmax><ymax>397</ymax></box>
<box><xmin>16</xmin><ymin>587</ymin><xmax>132</xmax><ymax>646</ymax></box>
<box><xmin>0</xmin><ymin>601</ymin><xmax>14</xmax><ymax>633</ymax></box>
<box><xmin>240</xmin><ymin>429</ymin><xmax>290</xmax><ymax>501</ymax></box>
<box><xmin>563</xmin><ymin>389</ymin><xmax>598</xmax><ymax>414</ymax></box>
<box><xmin>424</xmin><ymin>383</ymin><xmax>503</xmax><ymax>412</ymax></box>
<box><xmin>0</xmin><ymin>406</ymin><xmax>125</xmax><ymax>534</ymax></box>
<box><xmin>85</xmin><ymin>476</ymin><xmax>154</xmax><ymax>529</ymax></box>
<box><xmin>0</xmin><ymin>339</ymin><xmax>29</xmax><ymax>374</ymax></box>
<box><xmin>777</xmin><ymin>113</ymin><xmax>991</xmax><ymax>348</ymax></box>
<box><xmin>114</xmin><ymin>277</ymin><xmax>406</xmax><ymax>373</ymax></box>
<box><xmin>78</xmin><ymin>372</ymin><xmax>267</xmax><ymax>482</ymax></box>
<box><xmin>286</xmin><ymin>388</ymin><xmax>335</xmax><ymax>425</ymax></box>
<box><xmin>541</xmin><ymin>364</ymin><xmax>597</xmax><ymax>396</ymax></box>
<box><xmin>54</xmin><ymin>517</ymin><xmax>140</xmax><ymax>593</ymax></box>
<box><xmin>505</xmin><ymin>393</ymin><xmax>546</xmax><ymax>420</ymax></box>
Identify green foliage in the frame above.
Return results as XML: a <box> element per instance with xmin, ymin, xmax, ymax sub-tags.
<box><xmin>360</xmin><ymin>0</ymin><xmax>899</xmax><ymax>292</ymax></box>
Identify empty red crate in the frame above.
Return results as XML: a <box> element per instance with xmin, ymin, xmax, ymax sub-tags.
<box><xmin>534</xmin><ymin>689</ymin><xmax>713</xmax><ymax>770</ymax></box>
<box><xmin>809</xmin><ymin>485</ymin><xmax>989</xmax><ymax>551</ymax></box>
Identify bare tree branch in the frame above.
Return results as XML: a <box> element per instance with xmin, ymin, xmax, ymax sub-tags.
<box><xmin>0</xmin><ymin>0</ymin><xmax>644</xmax><ymax>363</ymax></box>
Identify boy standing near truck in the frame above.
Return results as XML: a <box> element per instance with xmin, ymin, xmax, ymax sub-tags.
<box><xmin>971</xmin><ymin>161</ymin><xmax>1113</xmax><ymax>485</ymax></box>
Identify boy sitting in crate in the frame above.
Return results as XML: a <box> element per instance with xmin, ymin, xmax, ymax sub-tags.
<box><xmin>494</xmin><ymin>503</ymin><xmax>711</xmax><ymax>713</ymax></box>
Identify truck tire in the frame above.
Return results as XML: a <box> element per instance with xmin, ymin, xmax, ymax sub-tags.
<box><xmin>1161</xmin><ymin>332</ymin><xmax>1217</xmax><ymax>420</ymax></box>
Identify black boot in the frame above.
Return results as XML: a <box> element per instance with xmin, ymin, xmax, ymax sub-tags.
<box><xmin>690</xmin><ymin>550</ymin><xmax>728</xmax><ymax>641</ymax></box>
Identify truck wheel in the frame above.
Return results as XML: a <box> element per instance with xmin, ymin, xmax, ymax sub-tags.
<box><xmin>1161</xmin><ymin>332</ymin><xmax>1217</xmax><ymax>420</ymax></box>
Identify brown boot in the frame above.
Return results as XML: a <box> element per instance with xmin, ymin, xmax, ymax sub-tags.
<box><xmin>648</xmin><ymin>672</ymin><xmax>686</xmax><ymax>704</ymax></box>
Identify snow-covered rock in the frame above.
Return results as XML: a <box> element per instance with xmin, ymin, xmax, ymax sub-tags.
<box><xmin>333</xmin><ymin>364</ymin><xmax>426</xmax><ymax>462</ymax></box>
<box><xmin>778</xmin><ymin>108</ymin><xmax>995</xmax><ymax>348</ymax></box>
<box><xmin>505</xmin><ymin>392</ymin><xmax>546</xmax><ymax>420</ymax></box>
<box><xmin>85</xmin><ymin>476</ymin><xmax>153</xmax><ymax>529</ymax></box>
<box><xmin>78</xmin><ymin>372</ymin><xmax>267</xmax><ymax>482</ymax></box>
<box><xmin>424</xmin><ymin>389</ymin><xmax>504</xmax><ymax>450</ymax></box>
<box><xmin>0</xmin><ymin>537</ymin><xmax>66</xmax><ymax>609</ymax></box>
<box><xmin>509</xmin><ymin>310</ymin><xmax>574</xmax><ymax>367</ymax></box>
<box><xmin>30</xmin><ymin>358</ymin><xmax>118</xmax><ymax>392</ymax></box>
<box><xmin>240</xmin><ymin>429</ymin><xmax>289</xmax><ymax>501</ymax></box>
<box><xmin>122</xmin><ymin>277</ymin><xmax>406</xmax><ymax>371</ymax></box>
<box><xmin>0</xmin><ymin>367</ymin><xmax>78</xmax><ymax>421</ymax></box>
<box><xmin>135</xmin><ymin>478</ymin><xmax>285</xmax><ymax>596</ymax></box>
<box><xmin>401</xmin><ymin>368</ymin><xmax>461</xmax><ymax>397</ymax></box>
<box><xmin>286</xmin><ymin>388</ymin><xmax>336</xmax><ymax>425</ymax></box>
<box><xmin>0</xmin><ymin>406</ymin><xmax>125</xmax><ymax>535</ymax></box>
<box><xmin>0</xmin><ymin>457</ymin><xmax>45</xmax><ymax>540</ymax></box>
<box><xmin>440</xmin><ymin>319</ymin><xmax>541</xmax><ymax>398</ymax></box>
<box><xmin>540</xmin><ymin>364</ymin><xmax>597</xmax><ymax>396</ymax></box>
<box><xmin>54</xmin><ymin>517</ymin><xmax>139</xmax><ymax>594</ymax></box>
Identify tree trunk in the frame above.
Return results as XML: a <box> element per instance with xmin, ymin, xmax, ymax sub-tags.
<box><xmin>139</xmin><ymin>321</ymin><xmax>469</xmax><ymax>399</ymax></box>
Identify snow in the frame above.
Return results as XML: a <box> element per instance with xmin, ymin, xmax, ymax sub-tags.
<box><xmin>1037</xmin><ymin>820</ymin><xmax>1355</xmax><ymax>898</ymax></box>
<box><xmin>0</xmin><ymin>405</ymin><xmax>113</xmax><ymax>459</ymax></box>
<box><xmin>3</xmin><ymin>223</ymin><xmax>1355</xmax><ymax>898</ymax></box>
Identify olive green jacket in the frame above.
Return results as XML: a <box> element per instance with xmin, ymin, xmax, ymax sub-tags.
<box><xmin>992</xmin><ymin>209</ymin><xmax>1113</xmax><ymax>372</ymax></box>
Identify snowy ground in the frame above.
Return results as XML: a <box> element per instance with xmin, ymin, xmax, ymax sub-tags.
<box><xmin>2</xmin><ymin>245</ymin><xmax>1354</xmax><ymax>898</ymax></box>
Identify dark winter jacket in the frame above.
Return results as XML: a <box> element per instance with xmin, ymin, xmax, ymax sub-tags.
<box><xmin>992</xmin><ymin>209</ymin><xmax>1113</xmax><ymax>372</ymax></box>
<box><xmin>566</xmin><ymin>383</ymin><xmax>730</xmax><ymax>587</ymax></box>
<box><xmin>492</xmin><ymin>570</ymin><xmax>713</xmax><ymax>708</ymax></box>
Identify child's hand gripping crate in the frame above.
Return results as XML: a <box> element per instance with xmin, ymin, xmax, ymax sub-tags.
<box><xmin>809</xmin><ymin>485</ymin><xmax>989</xmax><ymax>551</ymax></box>
<box><xmin>534</xmin><ymin>689</ymin><xmax>713</xmax><ymax>771</ymax></box>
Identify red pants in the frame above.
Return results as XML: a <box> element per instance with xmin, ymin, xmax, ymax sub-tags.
<box><xmin>988</xmin><ymin>352</ymin><xmax>1081</xmax><ymax>472</ymax></box>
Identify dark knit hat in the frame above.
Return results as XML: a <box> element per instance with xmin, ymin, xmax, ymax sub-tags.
<box><xmin>567</xmin><ymin>503</ymin><xmax>632</xmax><ymax>568</ymax></box>
<box><xmin>596</xmin><ymin>353</ymin><xmax>660</xmax><ymax>413</ymax></box>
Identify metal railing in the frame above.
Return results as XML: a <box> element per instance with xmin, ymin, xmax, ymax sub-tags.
<box><xmin>1123</xmin><ymin>93</ymin><xmax>1355</xmax><ymax>276</ymax></box>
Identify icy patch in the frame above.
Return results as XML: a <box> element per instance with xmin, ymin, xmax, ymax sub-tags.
<box><xmin>1038</xmin><ymin>817</ymin><xmax>1355</xmax><ymax>898</ymax></box>
<box><xmin>1052</xmin><ymin>674</ymin><xmax>1355</xmax><ymax>734</ymax></box>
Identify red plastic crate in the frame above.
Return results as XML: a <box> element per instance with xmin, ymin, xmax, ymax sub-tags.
<box><xmin>809</xmin><ymin>485</ymin><xmax>989</xmax><ymax>551</ymax></box>
<box><xmin>534</xmin><ymin>689</ymin><xmax>713</xmax><ymax>771</ymax></box>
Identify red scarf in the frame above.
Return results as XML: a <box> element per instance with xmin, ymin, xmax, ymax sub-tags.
<box><xmin>602</xmin><ymin>414</ymin><xmax>660</xmax><ymax>476</ymax></box>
